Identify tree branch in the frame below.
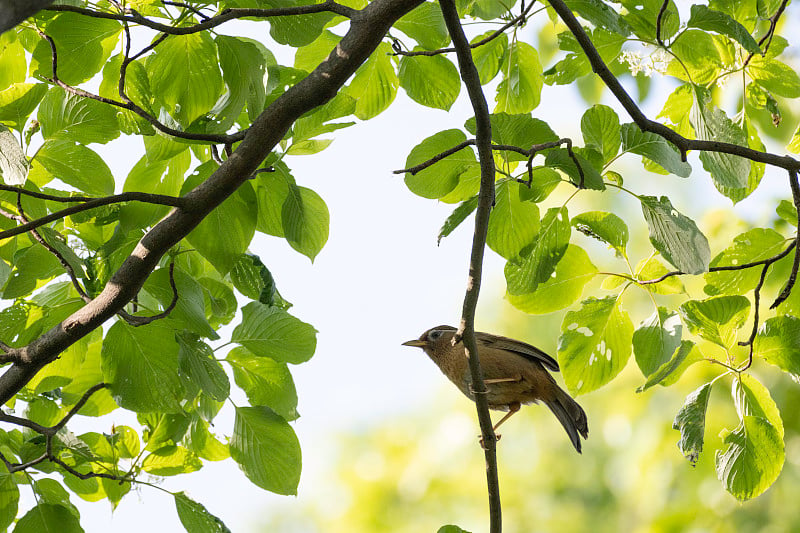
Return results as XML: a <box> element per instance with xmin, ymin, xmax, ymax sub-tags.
<box><xmin>0</xmin><ymin>0</ymin><xmax>426</xmax><ymax>403</ymax></box>
<box><xmin>439</xmin><ymin>1</ymin><xmax>501</xmax><ymax>531</ymax></box>
<box><xmin>0</xmin><ymin>0</ymin><xmax>54</xmax><ymax>34</ymax></box>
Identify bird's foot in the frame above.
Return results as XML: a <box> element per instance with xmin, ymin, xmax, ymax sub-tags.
<box><xmin>478</xmin><ymin>433</ymin><xmax>501</xmax><ymax>449</ymax></box>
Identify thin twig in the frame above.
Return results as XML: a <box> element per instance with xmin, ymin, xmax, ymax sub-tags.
<box><xmin>771</xmin><ymin>169</ymin><xmax>800</xmax><ymax>308</ymax></box>
<box><xmin>0</xmin><ymin>191</ymin><xmax>186</xmax><ymax>241</ymax></box>
<box><xmin>117</xmin><ymin>261</ymin><xmax>179</xmax><ymax>326</ymax></box>
<box><xmin>655</xmin><ymin>0</ymin><xmax>670</xmax><ymax>47</ymax></box>
<box><xmin>738</xmin><ymin>263</ymin><xmax>770</xmax><ymax>372</ymax></box>
<box><xmin>743</xmin><ymin>0</ymin><xmax>790</xmax><ymax>67</ymax></box>
<box><xmin>439</xmin><ymin>0</ymin><xmax>502</xmax><ymax>531</ymax></box>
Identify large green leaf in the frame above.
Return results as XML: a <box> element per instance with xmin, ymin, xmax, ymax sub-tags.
<box><xmin>174</xmin><ymin>492</ymin><xmax>231</xmax><ymax>533</ymax></box>
<box><xmin>231</xmin><ymin>302</ymin><xmax>317</xmax><ymax>364</ymax></box>
<box><xmin>749</xmin><ymin>56</ymin><xmax>800</xmax><ymax>99</ymax></box>
<box><xmin>581</xmin><ymin>105</ymin><xmax>620</xmax><ymax>163</ymax></box>
<box><xmin>637</xmin><ymin>340</ymin><xmax>701</xmax><ymax>392</ymax></box>
<box><xmin>227</xmin><ymin>346</ymin><xmax>298</xmax><ymax>421</ymax></box>
<box><xmin>0</xmin><ymin>467</ymin><xmax>18</xmax><ymax>531</ymax></box>
<box><xmin>282</xmin><ymin>184</ymin><xmax>329</xmax><ymax>262</ymax></box>
<box><xmin>716</xmin><ymin>415</ymin><xmax>784</xmax><ymax>501</ymax></box>
<box><xmin>30</xmin><ymin>139</ymin><xmax>114</xmax><ymax>196</ymax></box>
<box><xmin>632</xmin><ymin>307</ymin><xmax>682</xmax><ymax>377</ymax></box>
<box><xmin>147</xmin><ymin>31</ymin><xmax>224</xmax><ymax>125</ymax></box>
<box><xmin>506</xmin><ymin>244</ymin><xmax>597</xmax><ymax>314</ymax></box>
<box><xmin>505</xmin><ymin>207</ymin><xmax>571</xmax><ymax>295</ymax></box>
<box><xmin>471</xmin><ymin>31</ymin><xmax>507</xmax><ymax>84</ymax></box>
<box><xmin>403</xmin><ymin>129</ymin><xmax>477</xmax><ymax>199</ymax></box>
<box><xmin>679</xmin><ymin>295</ymin><xmax>750</xmax><ymax>350</ymax></box>
<box><xmin>215</xmin><ymin>36</ymin><xmax>269</xmax><ymax>131</ymax></box>
<box><xmin>667</xmin><ymin>30</ymin><xmax>723</xmax><ymax>85</ymax></box>
<box><xmin>754</xmin><ymin>316</ymin><xmax>800</xmax><ymax>379</ymax></box>
<box><xmin>183</xmin><ymin>162</ymin><xmax>257</xmax><ymax>275</ymax></box>
<box><xmin>735</xmin><ymin>373</ymin><xmax>783</xmax><ymax>438</ymax></box>
<box><xmin>177</xmin><ymin>334</ymin><xmax>230</xmax><ymax>402</ymax></box>
<box><xmin>101</xmin><ymin>321</ymin><xmax>184</xmax><ymax>413</ymax></box>
<box><xmin>487</xmin><ymin>181</ymin><xmax>540</xmax><ymax>260</ymax></box>
<box><xmin>571</xmin><ymin>211</ymin><xmax>628</xmax><ymax>256</ymax></box>
<box><xmin>14</xmin><ymin>504</ymin><xmax>83</xmax><ymax>533</ymax></box>
<box><xmin>544</xmin><ymin>148</ymin><xmax>605</xmax><ymax>190</ymax></box>
<box><xmin>395</xmin><ymin>2</ymin><xmax>449</xmax><ymax>50</ymax></box>
<box><xmin>0</xmin><ymin>33</ymin><xmax>26</xmax><ymax>92</ymax></box>
<box><xmin>672</xmin><ymin>382</ymin><xmax>712</xmax><ymax>465</ymax></box>
<box><xmin>38</xmin><ymin>88</ymin><xmax>120</xmax><ymax>145</ymax></box>
<box><xmin>399</xmin><ymin>54</ymin><xmax>460</xmax><ymax>111</ymax></box>
<box><xmin>0</xmin><ymin>125</ymin><xmax>27</xmax><ymax>185</ymax></box>
<box><xmin>558</xmin><ymin>296</ymin><xmax>633</xmax><ymax>395</ymax></box>
<box><xmin>495</xmin><ymin>41</ymin><xmax>542</xmax><ymax>114</ymax></box>
<box><xmin>704</xmin><ymin>228</ymin><xmax>787</xmax><ymax>295</ymax></box>
<box><xmin>640</xmin><ymin>195</ymin><xmax>710</xmax><ymax>275</ymax></box>
<box><xmin>687</xmin><ymin>5</ymin><xmax>761</xmax><ymax>54</ymax></box>
<box><xmin>230</xmin><ymin>406</ymin><xmax>301</xmax><ymax>495</ymax></box>
<box><xmin>119</xmin><ymin>151</ymin><xmax>189</xmax><ymax>230</ymax></box>
<box><xmin>344</xmin><ymin>42</ymin><xmax>398</xmax><ymax>120</ymax></box>
<box><xmin>565</xmin><ymin>0</ymin><xmax>631</xmax><ymax>35</ymax></box>
<box><xmin>145</xmin><ymin>267</ymin><xmax>218</xmax><ymax>339</ymax></box>
<box><xmin>0</xmin><ymin>83</ymin><xmax>48</xmax><ymax>131</ymax></box>
<box><xmin>620</xmin><ymin>123</ymin><xmax>691</xmax><ymax>177</ymax></box>
<box><xmin>31</xmin><ymin>13</ymin><xmax>121</xmax><ymax>85</ymax></box>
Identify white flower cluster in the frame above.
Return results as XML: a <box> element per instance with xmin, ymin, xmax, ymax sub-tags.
<box><xmin>620</xmin><ymin>49</ymin><xmax>671</xmax><ymax>77</ymax></box>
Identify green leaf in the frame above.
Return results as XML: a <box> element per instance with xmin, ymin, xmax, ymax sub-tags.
<box><xmin>789</xmin><ymin>126</ymin><xmax>800</xmax><ymax>154</ymax></box>
<box><xmin>282</xmin><ymin>184</ymin><xmax>329</xmax><ymax>262</ymax></box>
<box><xmin>174</xmin><ymin>492</ymin><xmax>231</xmax><ymax>533</ymax></box>
<box><xmin>0</xmin><ymin>125</ymin><xmax>27</xmax><ymax>185</ymax></box>
<box><xmin>119</xmin><ymin>151</ymin><xmax>189</xmax><ymax>230</ymax></box>
<box><xmin>344</xmin><ymin>42</ymin><xmax>398</xmax><ymax>120</ymax></box>
<box><xmin>294</xmin><ymin>30</ymin><xmax>340</xmax><ymax>73</ymax></box>
<box><xmin>0</xmin><ymin>467</ymin><xmax>18</xmax><ymax>530</ymax></box>
<box><xmin>704</xmin><ymin>228</ymin><xmax>787</xmax><ymax>295</ymax></box>
<box><xmin>687</xmin><ymin>5</ymin><xmax>761</xmax><ymax>54</ymax></box>
<box><xmin>667</xmin><ymin>30</ymin><xmax>723</xmax><ymax>85</ymax></box>
<box><xmin>634</xmin><ymin>256</ymin><xmax>685</xmax><ymax>295</ymax></box>
<box><xmin>215</xmin><ymin>36</ymin><xmax>269</xmax><ymax>131</ymax></box>
<box><xmin>749</xmin><ymin>56</ymin><xmax>800</xmax><ymax>98</ymax></box>
<box><xmin>471</xmin><ymin>31</ymin><xmax>507</xmax><ymax>84</ymax></box>
<box><xmin>679</xmin><ymin>295</ymin><xmax>750</xmax><ymax>350</ymax></box>
<box><xmin>581</xmin><ymin>105</ymin><xmax>620</xmax><ymax>163</ymax></box>
<box><xmin>399</xmin><ymin>54</ymin><xmax>460</xmax><ymax>111</ymax></box>
<box><xmin>31</xmin><ymin>13</ymin><xmax>121</xmax><ymax>85</ymax></box>
<box><xmin>14</xmin><ymin>504</ymin><xmax>83</xmax><ymax>533</ymax></box>
<box><xmin>142</xmin><ymin>445</ymin><xmax>202</xmax><ymax>476</ymax></box>
<box><xmin>177</xmin><ymin>334</ymin><xmax>230</xmax><ymax>402</ymax></box>
<box><xmin>565</xmin><ymin>0</ymin><xmax>631</xmax><ymax>35</ymax></box>
<box><xmin>754</xmin><ymin>316</ymin><xmax>800</xmax><ymax>379</ymax></box>
<box><xmin>506</xmin><ymin>244</ymin><xmax>597</xmax><ymax>314</ymax></box>
<box><xmin>558</xmin><ymin>296</ymin><xmax>633</xmax><ymax>395</ymax></box>
<box><xmin>183</xmin><ymin>162</ymin><xmax>257</xmax><ymax>275</ymax></box>
<box><xmin>438</xmin><ymin>526</ymin><xmax>472</xmax><ymax>533</ymax></box>
<box><xmin>571</xmin><ymin>211</ymin><xmax>628</xmax><ymax>256</ymax></box>
<box><xmin>495</xmin><ymin>41</ymin><xmax>542</xmax><ymax>114</ymax></box>
<box><xmin>716</xmin><ymin>415</ymin><xmax>784</xmax><ymax>501</ymax></box>
<box><xmin>637</xmin><ymin>340</ymin><xmax>701</xmax><ymax>392</ymax></box>
<box><xmin>438</xmin><ymin>196</ymin><xmax>478</xmax><ymax>244</ymax></box>
<box><xmin>403</xmin><ymin>129</ymin><xmax>477</xmax><ymax>199</ymax></box>
<box><xmin>227</xmin><ymin>346</ymin><xmax>298</xmax><ymax>421</ymax></box>
<box><xmin>38</xmin><ymin>88</ymin><xmax>120</xmax><ymax>144</ymax></box>
<box><xmin>145</xmin><ymin>267</ymin><xmax>218</xmax><ymax>339</ymax></box>
<box><xmin>395</xmin><ymin>3</ymin><xmax>449</xmax><ymax>50</ymax></box>
<box><xmin>30</xmin><ymin>139</ymin><xmax>114</xmax><ymax>196</ymax></box>
<box><xmin>672</xmin><ymin>382</ymin><xmax>712</xmax><ymax>465</ymax></box>
<box><xmin>251</xmin><ymin>0</ymin><xmax>333</xmax><ymax>47</ymax></box>
<box><xmin>544</xmin><ymin>149</ymin><xmax>605</xmax><ymax>190</ymax></box>
<box><xmin>640</xmin><ymin>195</ymin><xmax>710</xmax><ymax>275</ymax></box>
<box><xmin>525</xmin><ymin>168</ymin><xmax>562</xmax><ymax>202</ymax></box>
<box><xmin>232</xmin><ymin>302</ymin><xmax>317</xmax><ymax>364</ymax></box>
<box><xmin>505</xmin><ymin>206</ymin><xmax>571</xmax><ymax>295</ymax></box>
<box><xmin>735</xmin><ymin>373</ymin><xmax>783</xmax><ymax>438</ymax></box>
<box><xmin>147</xmin><ymin>31</ymin><xmax>224</xmax><ymax>125</ymax></box>
<box><xmin>487</xmin><ymin>181</ymin><xmax>540</xmax><ymax>260</ymax></box>
<box><xmin>632</xmin><ymin>307</ymin><xmax>683</xmax><ymax>377</ymax></box>
<box><xmin>690</xmin><ymin>89</ymin><xmax>751</xmax><ymax>195</ymax></box>
<box><xmin>0</xmin><ymin>83</ymin><xmax>48</xmax><ymax>131</ymax></box>
<box><xmin>0</xmin><ymin>33</ymin><xmax>26</xmax><ymax>91</ymax></box>
<box><xmin>101</xmin><ymin>321</ymin><xmax>184</xmax><ymax>413</ymax></box>
<box><xmin>620</xmin><ymin>123</ymin><xmax>691</xmax><ymax>177</ymax></box>
<box><xmin>32</xmin><ymin>479</ymin><xmax>77</xmax><ymax>518</ymax></box>
<box><xmin>230</xmin><ymin>406</ymin><xmax>301</xmax><ymax>495</ymax></box>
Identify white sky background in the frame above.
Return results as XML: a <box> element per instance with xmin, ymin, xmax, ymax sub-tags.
<box><xmin>18</xmin><ymin>6</ymin><xmax>800</xmax><ymax>531</ymax></box>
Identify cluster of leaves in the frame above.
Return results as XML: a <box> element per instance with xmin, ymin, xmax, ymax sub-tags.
<box><xmin>398</xmin><ymin>0</ymin><xmax>800</xmax><ymax>503</ymax></box>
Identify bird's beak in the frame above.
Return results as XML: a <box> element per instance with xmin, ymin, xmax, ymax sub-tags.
<box><xmin>402</xmin><ymin>339</ymin><xmax>427</xmax><ymax>348</ymax></box>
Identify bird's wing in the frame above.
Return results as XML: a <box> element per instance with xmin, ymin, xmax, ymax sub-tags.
<box><xmin>475</xmin><ymin>332</ymin><xmax>560</xmax><ymax>372</ymax></box>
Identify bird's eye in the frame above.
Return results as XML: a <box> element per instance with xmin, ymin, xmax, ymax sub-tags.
<box><xmin>428</xmin><ymin>330</ymin><xmax>443</xmax><ymax>341</ymax></box>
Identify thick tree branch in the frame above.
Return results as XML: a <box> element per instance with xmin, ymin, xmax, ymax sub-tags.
<box><xmin>546</xmin><ymin>0</ymin><xmax>800</xmax><ymax>173</ymax></box>
<box><xmin>439</xmin><ymin>0</ymin><xmax>501</xmax><ymax>531</ymax></box>
<box><xmin>0</xmin><ymin>0</ymin><xmax>425</xmax><ymax>403</ymax></box>
<box><xmin>0</xmin><ymin>0</ymin><xmax>54</xmax><ymax>34</ymax></box>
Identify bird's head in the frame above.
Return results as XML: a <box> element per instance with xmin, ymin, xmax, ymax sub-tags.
<box><xmin>402</xmin><ymin>325</ymin><xmax>458</xmax><ymax>357</ymax></box>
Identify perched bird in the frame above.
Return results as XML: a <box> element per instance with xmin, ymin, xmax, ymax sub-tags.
<box><xmin>402</xmin><ymin>325</ymin><xmax>588</xmax><ymax>453</ymax></box>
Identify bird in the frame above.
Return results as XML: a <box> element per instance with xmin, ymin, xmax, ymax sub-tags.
<box><xmin>402</xmin><ymin>325</ymin><xmax>588</xmax><ymax>453</ymax></box>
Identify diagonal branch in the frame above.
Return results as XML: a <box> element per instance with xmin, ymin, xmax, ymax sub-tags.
<box><xmin>439</xmin><ymin>0</ymin><xmax>501</xmax><ymax>531</ymax></box>
<box><xmin>546</xmin><ymin>0</ymin><xmax>800</xmax><ymax>173</ymax></box>
<box><xmin>0</xmin><ymin>0</ymin><xmax>426</xmax><ymax>404</ymax></box>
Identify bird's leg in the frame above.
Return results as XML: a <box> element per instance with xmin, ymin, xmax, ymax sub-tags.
<box><xmin>483</xmin><ymin>375</ymin><xmax>523</xmax><ymax>385</ymax></box>
<box><xmin>492</xmin><ymin>401</ymin><xmax>521</xmax><ymax>432</ymax></box>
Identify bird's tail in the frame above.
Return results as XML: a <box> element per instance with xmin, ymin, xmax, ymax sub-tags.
<box><xmin>545</xmin><ymin>387</ymin><xmax>589</xmax><ymax>453</ymax></box>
